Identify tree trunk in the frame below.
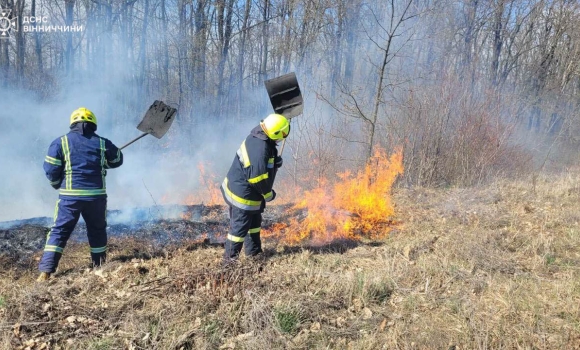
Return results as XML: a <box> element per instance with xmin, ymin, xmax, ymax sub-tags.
<box><xmin>260</xmin><ymin>0</ymin><xmax>270</xmax><ymax>82</ymax></box>
<box><xmin>15</xmin><ymin>0</ymin><xmax>25</xmax><ymax>82</ymax></box>
<box><xmin>491</xmin><ymin>0</ymin><xmax>505</xmax><ymax>86</ymax></box>
<box><xmin>217</xmin><ymin>0</ymin><xmax>234</xmax><ymax>99</ymax></box>
<box><xmin>462</xmin><ymin>0</ymin><xmax>479</xmax><ymax>83</ymax></box>
<box><xmin>161</xmin><ymin>0</ymin><xmax>169</xmax><ymax>96</ymax></box>
<box><xmin>332</xmin><ymin>0</ymin><xmax>345</xmax><ymax>98</ymax></box>
<box><xmin>237</xmin><ymin>0</ymin><xmax>252</xmax><ymax>116</ymax></box>
<box><xmin>193</xmin><ymin>0</ymin><xmax>207</xmax><ymax>96</ymax></box>
<box><xmin>0</xmin><ymin>38</ymin><xmax>8</xmax><ymax>87</ymax></box>
<box><xmin>85</xmin><ymin>1</ymin><xmax>95</xmax><ymax>72</ymax></box>
<box><xmin>282</xmin><ymin>0</ymin><xmax>293</xmax><ymax>73</ymax></box>
<box><xmin>138</xmin><ymin>0</ymin><xmax>150</xmax><ymax>101</ymax></box>
<box><xmin>64</xmin><ymin>0</ymin><xmax>75</xmax><ymax>75</ymax></box>
<box><xmin>31</xmin><ymin>0</ymin><xmax>43</xmax><ymax>74</ymax></box>
<box><xmin>0</xmin><ymin>0</ymin><xmax>13</xmax><ymax>86</ymax></box>
<box><xmin>344</xmin><ymin>0</ymin><xmax>361</xmax><ymax>87</ymax></box>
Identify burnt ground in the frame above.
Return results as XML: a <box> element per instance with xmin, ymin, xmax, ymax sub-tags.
<box><xmin>0</xmin><ymin>203</ymin><xmax>301</xmax><ymax>271</ymax></box>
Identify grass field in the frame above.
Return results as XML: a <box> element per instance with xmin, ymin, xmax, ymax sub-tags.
<box><xmin>2</xmin><ymin>172</ymin><xmax>580</xmax><ymax>349</ymax></box>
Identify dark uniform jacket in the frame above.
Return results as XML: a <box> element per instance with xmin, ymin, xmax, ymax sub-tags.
<box><xmin>221</xmin><ymin>125</ymin><xmax>278</xmax><ymax>212</ymax></box>
<box><xmin>43</xmin><ymin>122</ymin><xmax>123</xmax><ymax>200</ymax></box>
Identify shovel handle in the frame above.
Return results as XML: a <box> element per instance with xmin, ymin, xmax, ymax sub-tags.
<box><xmin>120</xmin><ymin>132</ymin><xmax>149</xmax><ymax>150</ymax></box>
<box><xmin>278</xmin><ymin>118</ymin><xmax>292</xmax><ymax>156</ymax></box>
<box><xmin>279</xmin><ymin>138</ymin><xmax>287</xmax><ymax>155</ymax></box>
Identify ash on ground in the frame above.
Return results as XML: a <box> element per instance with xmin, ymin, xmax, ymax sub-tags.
<box><xmin>0</xmin><ymin>204</ymin><xmax>298</xmax><ymax>268</ymax></box>
<box><xmin>0</xmin><ymin>205</ymin><xmax>227</xmax><ymax>263</ymax></box>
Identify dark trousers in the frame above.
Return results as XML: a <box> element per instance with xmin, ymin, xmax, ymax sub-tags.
<box><xmin>224</xmin><ymin>206</ymin><xmax>263</xmax><ymax>260</ymax></box>
<box><xmin>38</xmin><ymin>198</ymin><xmax>107</xmax><ymax>273</ymax></box>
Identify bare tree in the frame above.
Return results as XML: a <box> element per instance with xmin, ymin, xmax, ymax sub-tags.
<box><xmin>14</xmin><ymin>0</ymin><xmax>25</xmax><ymax>82</ymax></box>
<box><xmin>216</xmin><ymin>0</ymin><xmax>234</xmax><ymax>99</ymax></box>
<box><xmin>31</xmin><ymin>0</ymin><xmax>43</xmax><ymax>73</ymax></box>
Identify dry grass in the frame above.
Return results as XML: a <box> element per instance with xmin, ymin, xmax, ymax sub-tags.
<box><xmin>3</xmin><ymin>171</ymin><xmax>580</xmax><ymax>349</ymax></box>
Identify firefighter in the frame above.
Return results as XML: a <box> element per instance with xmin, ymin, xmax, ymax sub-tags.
<box><xmin>220</xmin><ymin>113</ymin><xmax>289</xmax><ymax>261</ymax></box>
<box><xmin>37</xmin><ymin>108</ymin><xmax>124</xmax><ymax>281</ymax></box>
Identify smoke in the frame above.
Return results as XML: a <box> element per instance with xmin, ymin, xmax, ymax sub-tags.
<box><xmin>5</xmin><ymin>0</ymin><xmax>571</xmax><ymax>223</ymax></box>
<box><xmin>0</xmin><ymin>81</ymin><xmax>268</xmax><ymax>222</ymax></box>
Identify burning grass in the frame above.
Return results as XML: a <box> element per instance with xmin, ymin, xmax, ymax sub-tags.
<box><xmin>264</xmin><ymin>148</ymin><xmax>404</xmax><ymax>245</ymax></box>
<box><xmin>4</xmin><ymin>167</ymin><xmax>580</xmax><ymax>348</ymax></box>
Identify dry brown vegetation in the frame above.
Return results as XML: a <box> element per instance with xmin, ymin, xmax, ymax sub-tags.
<box><xmin>3</xmin><ymin>171</ymin><xmax>580</xmax><ymax>349</ymax></box>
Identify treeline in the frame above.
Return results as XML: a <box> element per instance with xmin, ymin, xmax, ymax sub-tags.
<box><xmin>1</xmin><ymin>0</ymin><xmax>579</xmax><ymax>186</ymax></box>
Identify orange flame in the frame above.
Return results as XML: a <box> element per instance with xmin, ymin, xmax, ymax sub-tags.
<box><xmin>264</xmin><ymin>147</ymin><xmax>403</xmax><ymax>244</ymax></box>
<box><xmin>157</xmin><ymin>162</ymin><xmax>221</xmax><ymax>207</ymax></box>
<box><xmin>155</xmin><ymin>162</ymin><xmax>223</xmax><ymax>220</ymax></box>
<box><xmin>195</xmin><ymin>162</ymin><xmax>222</xmax><ymax>206</ymax></box>
<box><xmin>178</xmin><ymin>163</ymin><xmax>223</xmax><ymax>220</ymax></box>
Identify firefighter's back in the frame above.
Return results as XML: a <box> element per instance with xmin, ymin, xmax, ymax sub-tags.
<box><xmin>65</xmin><ymin>131</ymin><xmax>106</xmax><ymax>188</ymax></box>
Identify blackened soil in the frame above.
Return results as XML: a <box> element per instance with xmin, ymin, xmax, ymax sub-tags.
<box><xmin>0</xmin><ymin>205</ymin><xmax>230</xmax><ymax>266</ymax></box>
<box><xmin>0</xmin><ymin>204</ymin><xmax>300</xmax><ymax>268</ymax></box>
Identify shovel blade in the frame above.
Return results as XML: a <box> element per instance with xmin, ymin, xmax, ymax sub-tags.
<box><xmin>264</xmin><ymin>72</ymin><xmax>303</xmax><ymax>119</ymax></box>
<box><xmin>137</xmin><ymin>100</ymin><xmax>177</xmax><ymax>139</ymax></box>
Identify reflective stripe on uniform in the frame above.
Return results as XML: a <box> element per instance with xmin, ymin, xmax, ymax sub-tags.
<box><xmin>90</xmin><ymin>246</ymin><xmax>107</xmax><ymax>253</ymax></box>
<box><xmin>236</xmin><ymin>140</ymin><xmax>251</xmax><ymax>168</ymax></box>
<box><xmin>248</xmin><ymin>172</ymin><xmax>269</xmax><ymax>184</ymax></box>
<box><xmin>44</xmin><ymin>199</ymin><xmax>60</xmax><ymax>249</ymax></box>
<box><xmin>267</xmin><ymin>157</ymin><xmax>275</xmax><ymax>169</ymax></box>
<box><xmin>59</xmin><ymin>188</ymin><xmax>107</xmax><ymax>196</ymax></box>
<box><xmin>248</xmin><ymin>227</ymin><xmax>261</xmax><ymax>234</ymax></box>
<box><xmin>61</xmin><ymin>136</ymin><xmax>72</xmax><ymax>189</ymax></box>
<box><xmin>45</xmin><ymin>156</ymin><xmax>62</xmax><ymax>166</ymax></box>
<box><xmin>44</xmin><ymin>245</ymin><xmax>63</xmax><ymax>253</ymax></box>
<box><xmin>99</xmin><ymin>138</ymin><xmax>106</xmax><ymax>189</ymax></box>
<box><xmin>109</xmin><ymin>150</ymin><xmax>122</xmax><ymax>163</ymax></box>
<box><xmin>58</xmin><ymin>135</ymin><xmax>107</xmax><ymax>197</ymax></box>
<box><xmin>221</xmin><ymin>178</ymin><xmax>262</xmax><ymax>211</ymax></box>
<box><xmin>227</xmin><ymin>234</ymin><xmax>245</xmax><ymax>242</ymax></box>
<box><xmin>263</xmin><ymin>191</ymin><xmax>273</xmax><ymax>200</ymax></box>
<box><xmin>50</xmin><ymin>179</ymin><xmax>61</xmax><ymax>185</ymax></box>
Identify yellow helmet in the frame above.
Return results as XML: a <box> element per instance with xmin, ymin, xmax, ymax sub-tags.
<box><xmin>70</xmin><ymin>107</ymin><xmax>97</xmax><ymax>126</ymax></box>
<box><xmin>260</xmin><ymin>113</ymin><xmax>290</xmax><ymax>141</ymax></box>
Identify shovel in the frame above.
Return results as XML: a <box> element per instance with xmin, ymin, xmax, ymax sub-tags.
<box><xmin>120</xmin><ymin>100</ymin><xmax>177</xmax><ymax>150</ymax></box>
<box><xmin>264</xmin><ymin>72</ymin><xmax>303</xmax><ymax>154</ymax></box>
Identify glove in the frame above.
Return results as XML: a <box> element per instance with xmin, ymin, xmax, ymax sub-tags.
<box><xmin>275</xmin><ymin>156</ymin><xmax>283</xmax><ymax>169</ymax></box>
<box><xmin>51</xmin><ymin>184</ymin><xmax>61</xmax><ymax>190</ymax></box>
<box><xmin>264</xmin><ymin>190</ymin><xmax>276</xmax><ymax>202</ymax></box>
